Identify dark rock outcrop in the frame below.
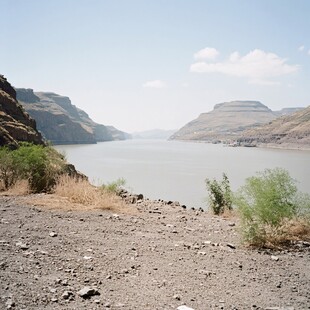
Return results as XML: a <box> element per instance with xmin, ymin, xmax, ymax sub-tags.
<box><xmin>0</xmin><ymin>75</ymin><xmax>44</xmax><ymax>148</ymax></box>
<box><xmin>16</xmin><ymin>89</ymin><xmax>130</xmax><ymax>145</ymax></box>
<box><xmin>170</xmin><ymin>101</ymin><xmax>277</xmax><ymax>141</ymax></box>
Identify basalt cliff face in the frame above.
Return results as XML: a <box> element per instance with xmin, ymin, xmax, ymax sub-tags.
<box><xmin>16</xmin><ymin>89</ymin><xmax>130</xmax><ymax>145</ymax></box>
<box><xmin>170</xmin><ymin>101</ymin><xmax>277</xmax><ymax>141</ymax></box>
<box><xmin>0</xmin><ymin>75</ymin><xmax>44</xmax><ymax>148</ymax></box>
<box><xmin>239</xmin><ymin>106</ymin><xmax>310</xmax><ymax>150</ymax></box>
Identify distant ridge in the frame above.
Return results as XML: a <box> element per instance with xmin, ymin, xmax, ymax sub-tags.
<box><xmin>16</xmin><ymin>89</ymin><xmax>131</xmax><ymax>145</ymax></box>
<box><xmin>132</xmin><ymin>129</ymin><xmax>177</xmax><ymax>140</ymax></box>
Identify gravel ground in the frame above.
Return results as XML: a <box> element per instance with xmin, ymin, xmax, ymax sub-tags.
<box><xmin>0</xmin><ymin>194</ymin><xmax>309</xmax><ymax>310</ymax></box>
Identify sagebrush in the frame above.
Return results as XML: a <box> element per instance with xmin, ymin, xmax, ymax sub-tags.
<box><xmin>205</xmin><ymin>173</ymin><xmax>232</xmax><ymax>215</ymax></box>
<box><xmin>234</xmin><ymin>168</ymin><xmax>310</xmax><ymax>247</ymax></box>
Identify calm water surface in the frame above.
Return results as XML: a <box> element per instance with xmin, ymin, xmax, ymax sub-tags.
<box><xmin>55</xmin><ymin>140</ymin><xmax>310</xmax><ymax>208</ymax></box>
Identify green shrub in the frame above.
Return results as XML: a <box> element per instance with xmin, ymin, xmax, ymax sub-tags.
<box><xmin>0</xmin><ymin>143</ymin><xmax>65</xmax><ymax>193</ymax></box>
<box><xmin>101</xmin><ymin>178</ymin><xmax>126</xmax><ymax>194</ymax></box>
<box><xmin>0</xmin><ymin>147</ymin><xmax>18</xmax><ymax>189</ymax></box>
<box><xmin>205</xmin><ymin>173</ymin><xmax>232</xmax><ymax>215</ymax></box>
<box><xmin>234</xmin><ymin>168</ymin><xmax>310</xmax><ymax>247</ymax></box>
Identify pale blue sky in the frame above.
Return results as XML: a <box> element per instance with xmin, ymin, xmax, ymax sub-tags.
<box><xmin>1</xmin><ymin>0</ymin><xmax>310</xmax><ymax>132</ymax></box>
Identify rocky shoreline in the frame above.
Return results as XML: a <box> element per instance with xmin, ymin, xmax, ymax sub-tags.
<box><xmin>1</xmin><ymin>193</ymin><xmax>310</xmax><ymax>310</ymax></box>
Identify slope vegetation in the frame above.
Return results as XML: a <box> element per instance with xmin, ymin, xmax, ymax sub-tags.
<box><xmin>239</xmin><ymin>106</ymin><xmax>310</xmax><ymax>149</ymax></box>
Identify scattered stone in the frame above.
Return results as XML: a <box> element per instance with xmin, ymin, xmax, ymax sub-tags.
<box><xmin>265</xmin><ymin>308</ymin><xmax>294</xmax><ymax>310</ymax></box>
<box><xmin>62</xmin><ymin>290</ymin><xmax>73</xmax><ymax>300</ymax></box>
<box><xmin>15</xmin><ymin>242</ymin><xmax>28</xmax><ymax>250</ymax></box>
<box><xmin>198</xmin><ymin>251</ymin><xmax>207</xmax><ymax>255</ymax></box>
<box><xmin>228</xmin><ymin>222</ymin><xmax>236</xmax><ymax>227</ymax></box>
<box><xmin>51</xmin><ymin>297</ymin><xmax>58</xmax><ymax>302</ymax></box>
<box><xmin>49</xmin><ymin>232</ymin><xmax>57</xmax><ymax>237</ymax></box>
<box><xmin>226</xmin><ymin>243</ymin><xmax>236</xmax><ymax>249</ymax></box>
<box><xmin>271</xmin><ymin>255</ymin><xmax>279</xmax><ymax>261</ymax></box>
<box><xmin>177</xmin><ymin>305</ymin><xmax>195</xmax><ymax>310</ymax></box>
<box><xmin>77</xmin><ymin>286</ymin><xmax>100</xmax><ymax>298</ymax></box>
<box><xmin>173</xmin><ymin>294</ymin><xmax>181</xmax><ymax>301</ymax></box>
<box><xmin>137</xmin><ymin>194</ymin><xmax>144</xmax><ymax>200</ymax></box>
<box><xmin>5</xmin><ymin>299</ymin><xmax>15</xmax><ymax>309</ymax></box>
<box><xmin>115</xmin><ymin>303</ymin><xmax>126</xmax><ymax>307</ymax></box>
<box><xmin>61</xmin><ymin>279</ymin><xmax>68</xmax><ymax>286</ymax></box>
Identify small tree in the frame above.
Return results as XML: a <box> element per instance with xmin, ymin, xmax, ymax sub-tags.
<box><xmin>0</xmin><ymin>143</ymin><xmax>66</xmax><ymax>193</ymax></box>
<box><xmin>0</xmin><ymin>147</ymin><xmax>17</xmax><ymax>189</ymax></box>
<box><xmin>234</xmin><ymin>168</ymin><xmax>310</xmax><ymax>246</ymax></box>
<box><xmin>206</xmin><ymin>173</ymin><xmax>232</xmax><ymax>215</ymax></box>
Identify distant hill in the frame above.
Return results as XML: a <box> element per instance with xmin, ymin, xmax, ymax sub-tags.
<box><xmin>239</xmin><ymin>106</ymin><xmax>310</xmax><ymax>150</ymax></box>
<box><xmin>274</xmin><ymin>107</ymin><xmax>304</xmax><ymax>117</ymax></box>
<box><xmin>0</xmin><ymin>75</ymin><xmax>44</xmax><ymax>148</ymax></box>
<box><xmin>132</xmin><ymin>129</ymin><xmax>177</xmax><ymax>140</ymax></box>
<box><xmin>16</xmin><ymin>89</ymin><xmax>130</xmax><ymax>145</ymax></box>
<box><xmin>170</xmin><ymin>101</ymin><xmax>278</xmax><ymax>141</ymax></box>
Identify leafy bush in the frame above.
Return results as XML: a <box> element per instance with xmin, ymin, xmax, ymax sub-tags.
<box><xmin>0</xmin><ymin>147</ymin><xmax>17</xmax><ymax>190</ymax></box>
<box><xmin>0</xmin><ymin>143</ymin><xmax>65</xmax><ymax>193</ymax></box>
<box><xmin>101</xmin><ymin>178</ymin><xmax>126</xmax><ymax>194</ymax></box>
<box><xmin>205</xmin><ymin>173</ymin><xmax>232</xmax><ymax>215</ymax></box>
<box><xmin>234</xmin><ymin>168</ymin><xmax>310</xmax><ymax>247</ymax></box>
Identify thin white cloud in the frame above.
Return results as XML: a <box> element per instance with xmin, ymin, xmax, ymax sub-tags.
<box><xmin>298</xmin><ymin>45</ymin><xmax>305</xmax><ymax>52</ymax></box>
<box><xmin>194</xmin><ymin>47</ymin><xmax>219</xmax><ymax>60</ymax></box>
<box><xmin>143</xmin><ymin>80</ymin><xmax>166</xmax><ymax>89</ymax></box>
<box><xmin>190</xmin><ymin>49</ymin><xmax>299</xmax><ymax>85</ymax></box>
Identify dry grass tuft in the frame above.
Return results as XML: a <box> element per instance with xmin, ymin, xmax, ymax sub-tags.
<box><xmin>0</xmin><ymin>180</ymin><xmax>29</xmax><ymax>196</ymax></box>
<box><xmin>253</xmin><ymin>218</ymin><xmax>310</xmax><ymax>249</ymax></box>
<box><xmin>53</xmin><ymin>175</ymin><xmax>125</xmax><ymax>211</ymax></box>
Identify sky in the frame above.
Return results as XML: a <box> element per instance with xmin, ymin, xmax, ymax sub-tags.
<box><xmin>1</xmin><ymin>0</ymin><xmax>310</xmax><ymax>133</ymax></box>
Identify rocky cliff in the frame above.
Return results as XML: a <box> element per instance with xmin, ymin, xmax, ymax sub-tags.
<box><xmin>239</xmin><ymin>106</ymin><xmax>310</xmax><ymax>149</ymax></box>
<box><xmin>0</xmin><ymin>75</ymin><xmax>44</xmax><ymax>148</ymax></box>
<box><xmin>16</xmin><ymin>89</ymin><xmax>130</xmax><ymax>145</ymax></box>
<box><xmin>170</xmin><ymin>101</ymin><xmax>277</xmax><ymax>141</ymax></box>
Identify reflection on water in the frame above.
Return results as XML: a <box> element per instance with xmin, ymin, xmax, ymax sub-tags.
<box><xmin>55</xmin><ymin>140</ymin><xmax>310</xmax><ymax>208</ymax></box>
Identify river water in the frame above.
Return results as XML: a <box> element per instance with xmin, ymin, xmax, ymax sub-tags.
<box><xmin>55</xmin><ymin>140</ymin><xmax>310</xmax><ymax>208</ymax></box>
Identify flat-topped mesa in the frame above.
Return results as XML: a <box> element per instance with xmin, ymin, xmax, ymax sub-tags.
<box><xmin>213</xmin><ymin>100</ymin><xmax>272</xmax><ymax>112</ymax></box>
<box><xmin>0</xmin><ymin>75</ymin><xmax>44</xmax><ymax>148</ymax></box>
<box><xmin>170</xmin><ymin>100</ymin><xmax>277</xmax><ymax>141</ymax></box>
<box><xmin>16</xmin><ymin>88</ymin><xmax>131</xmax><ymax>145</ymax></box>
